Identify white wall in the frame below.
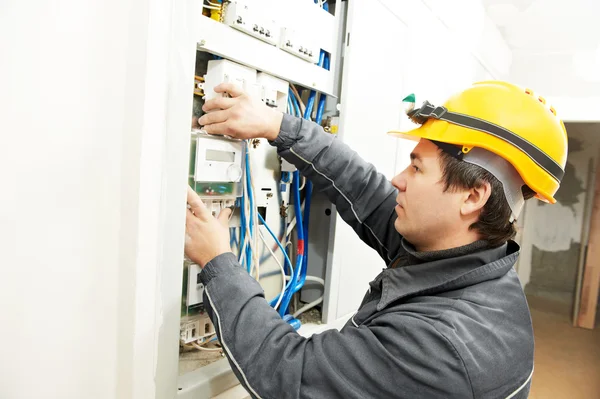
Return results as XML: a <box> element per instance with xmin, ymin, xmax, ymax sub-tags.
<box><xmin>0</xmin><ymin>1</ymin><xmax>172</xmax><ymax>398</ymax></box>
<box><xmin>326</xmin><ymin>0</ymin><xmax>514</xmax><ymax>320</ymax></box>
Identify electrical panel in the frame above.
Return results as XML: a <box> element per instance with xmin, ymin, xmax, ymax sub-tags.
<box><xmin>177</xmin><ymin>1</ymin><xmax>339</xmax><ymax>395</ymax></box>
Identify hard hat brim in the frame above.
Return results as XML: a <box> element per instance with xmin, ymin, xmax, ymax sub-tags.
<box><xmin>387</xmin><ymin>124</ymin><xmax>557</xmax><ymax>204</ymax></box>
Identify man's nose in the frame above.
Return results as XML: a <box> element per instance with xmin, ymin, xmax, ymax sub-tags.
<box><xmin>391</xmin><ymin>170</ymin><xmax>407</xmax><ymax>192</ymax></box>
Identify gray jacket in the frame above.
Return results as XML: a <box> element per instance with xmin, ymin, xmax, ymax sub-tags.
<box><xmin>200</xmin><ymin>114</ymin><xmax>534</xmax><ymax>399</ymax></box>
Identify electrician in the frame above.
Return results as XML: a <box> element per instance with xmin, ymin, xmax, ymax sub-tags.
<box><xmin>184</xmin><ymin>81</ymin><xmax>568</xmax><ymax>398</ymax></box>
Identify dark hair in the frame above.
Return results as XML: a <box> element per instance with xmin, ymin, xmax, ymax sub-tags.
<box><xmin>438</xmin><ymin>152</ymin><xmax>536</xmax><ymax>247</ymax></box>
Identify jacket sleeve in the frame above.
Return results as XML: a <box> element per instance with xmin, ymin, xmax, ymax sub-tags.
<box><xmin>271</xmin><ymin>114</ymin><xmax>402</xmax><ymax>263</ymax></box>
<box><xmin>201</xmin><ymin>253</ymin><xmax>473</xmax><ymax>399</ymax></box>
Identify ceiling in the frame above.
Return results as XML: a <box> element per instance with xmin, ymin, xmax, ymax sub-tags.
<box><xmin>483</xmin><ymin>0</ymin><xmax>600</xmax><ymax>53</ymax></box>
<box><xmin>482</xmin><ymin>0</ymin><xmax>600</xmax><ymax>94</ymax></box>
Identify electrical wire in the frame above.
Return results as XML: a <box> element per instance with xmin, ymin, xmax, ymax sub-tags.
<box><xmin>258</xmin><ymin>212</ymin><xmax>294</xmax><ymax>304</ymax></box>
<box><xmin>292</xmin><ymin>276</ymin><xmax>325</xmax><ymax>318</ymax></box>
<box><xmin>249</xmin><ymin>157</ymin><xmax>260</xmax><ymax>280</ymax></box>
<box><xmin>299</xmin><ymin>176</ymin><xmax>306</xmax><ymax>191</ymax></box>
<box><xmin>243</xmin><ymin>145</ymin><xmax>260</xmax><ymax>277</ymax></box>
<box><xmin>292</xmin><ymin>52</ymin><xmax>329</xmax><ymax>298</ymax></box>
<box><xmin>260</xmin><ymin>230</ymin><xmax>286</xmax><ymax>310</ymax></box>
<box><xmin>293</xmin><ymin>296</ymin><xmax>323</xmax><ymax>318</ymax></box>
<box><xmin>286</xmin><ymin>216</ymin><xmax>297</xmax><ymax>240</ymax></box>
<box><xmin>278</xmin><ymin>171</ymin><xmax>304</xmax><ymax>316</ymax></box>
<box><xmin>237</xmin><ymin>53</ymin><xmax>328</xmax><ymax>318</ymax></box>
<box><xmin>290</xmin><ymin>85</ymin><xmax>306</xmax><ymax>116</ymax></box>
<box><xmin>191</xmin><ymin>342</ymin><xmax>222</xmax><ymax>352</ymax></box>
<box><xmin>289</xmin><ymin>88</ymin><xmax>302</xmax><ymax>118</ymax></box>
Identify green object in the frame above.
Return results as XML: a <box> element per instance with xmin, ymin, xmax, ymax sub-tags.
<box><xmin>402</xmin><ymin>93</ymin><xmax>416</xmax><ymax>103</ymax></box>
<box><xmin>402</xmin><ymin>93</ymin><xmax>416</xmax><ymax>114</ymax></box>
<box><xmin>192</xmin><ymin>182</ymin><xmax>235</xmax><ymax>196</ymax></box>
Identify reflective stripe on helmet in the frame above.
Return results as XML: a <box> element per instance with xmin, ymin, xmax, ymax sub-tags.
<box><xmin>409</xmin><ymin>102</ymin><xmax>565</xmax><ymax>183</ymax></box>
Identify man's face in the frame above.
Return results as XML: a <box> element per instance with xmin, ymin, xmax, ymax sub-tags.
<box><xmin>391</xmin><ymin>139</ymin><xmax>466</xmax><ymax>251</ymax></box>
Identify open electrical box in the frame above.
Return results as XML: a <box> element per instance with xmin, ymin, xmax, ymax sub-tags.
<box><xmin>176</xmin><ymin>1</ymin><xmax>343</xmax><ymax>396</ymax></box>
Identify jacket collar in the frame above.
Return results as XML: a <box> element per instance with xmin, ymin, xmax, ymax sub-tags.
<box><xmin>377</xmin><ymin>240</ymin><xmax>520</xmax><ymax>311</ymax></box>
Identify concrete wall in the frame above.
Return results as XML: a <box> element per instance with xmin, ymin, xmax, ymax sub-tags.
<box><xmin>517</xmin><ymin>123</ymin><xmax>600</xmax><ymax>306</ymax></box>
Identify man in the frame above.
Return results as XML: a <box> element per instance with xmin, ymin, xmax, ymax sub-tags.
<box><xmin>184</xmin><ymin>81</ymin><xmax>568</xmax><ymax>398</ymax></box>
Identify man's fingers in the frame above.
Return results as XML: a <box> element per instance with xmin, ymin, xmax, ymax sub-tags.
<box><xmin>217</xmin><ymin>207</ymin><xmax>233</xmax><ymax>227</ymax></box>
<box><xmin>214</xmin><ymin>83</ymin><xmax>244</xmax><ymax>98</ymax></box>
<box><xmin>198</xmin><ymin>109</ymin><xmax>229</xmax><ymax>127</ymax></box>
<box><xmin>202</xmin><ymin>96</ymin><xmax>237</xmax><ymax>112</ymax></box>
<box><xmin>185</xmin><ymin>208</ymin><xmax>196</xmax><ymax>229</ymax></box>
<box><xmin>204</xmin><ymin>122</ymin><xmax>230</xmax><ymax>136</ymax></box>
<box><xmin>187</xmin><ymin>187</ymin><xmax>210</xmax><ymax>218</ymax></box>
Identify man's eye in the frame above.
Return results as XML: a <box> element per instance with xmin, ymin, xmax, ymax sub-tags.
<box><xmin>412</xmin><ymin>165</ymin><xmax>420</xmax><ymax>172</ymax></box>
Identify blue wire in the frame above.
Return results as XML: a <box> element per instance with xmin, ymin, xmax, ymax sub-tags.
<box><xmin>239</xmin><ymin>190</ymin><xmax>246</xmax><ymax>264</ymax></box>
<box><xmin>230</xmin><ymin>227</ymin><xmax>238</xmax><ymax>248</ymax></box>
<box><xmin>315</xmin><ymin>54</ymin><xmax>329</xmax><ymax>123</ymax></box>
<box><xmin>263</xmin><ymin>52</ymin><xmax>330</xmax><ymax>315</ymax></box>
<box><xmin>291</xmin><ymin>52</ymin><xmax>328</xmax><ymax>296</ymax></box>
<box><xmin>302</xmin><ymin>52</ymin><xmax>324</xmax><ymax>120</ymax></box>
<box><xmin>289</xmin><ymin>88</ymin><xmax>301</xmax><ymax>117</ymax></box>
<box><xmin>245</xmin><ymin>149</ymin><xmax>254</xmax><ymax>273</ymax></box>
<box><xmin>278</xmin><ymin>171</ymin><xmax>305</xmax><ymax>316</ymax></box>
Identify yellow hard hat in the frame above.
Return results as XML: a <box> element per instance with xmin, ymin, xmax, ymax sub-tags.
<box><xmin>388</xmin><ymin>81</ymin><xmax>568</xmax><ymax>204</ymax></box>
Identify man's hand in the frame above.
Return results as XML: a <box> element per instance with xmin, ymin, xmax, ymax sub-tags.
<box><xmin>185</xmin><ymin>186</ymin><xmax>233</xmax><ymax>267</ymax></box>
<box><xmin>198</xmin><ymin>83</ymin><xmax>284</xmax><ymax>141</ymax></box>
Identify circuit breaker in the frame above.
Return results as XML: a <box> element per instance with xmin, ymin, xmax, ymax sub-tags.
<box><xmin>256</xmin><ymin>72</ymin><xmax>289</xmax><ymax>110</ymax></box>
<box><xmin>224</xmin><ymin>0</ymin><xmax>280</xmax><ymax>46</ymax></box>
<box><xmin>202</xmin><ymin>58</ymin><xmax>259</xmax><ymax>102</ymax></box>
<box><xmin>279</xmin><ymin>27</ymin><xmax>320</xmax><ymax>64</ymax></box>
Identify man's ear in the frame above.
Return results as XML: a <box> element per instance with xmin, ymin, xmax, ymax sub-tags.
<box><xmin>460</xmin><ymin>182</ymin><xmax>491</xmax><ymax>217</ymax></box>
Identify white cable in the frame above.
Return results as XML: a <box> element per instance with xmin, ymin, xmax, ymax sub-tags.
<box><xmin>191</xmin><ymin>342</ymin><xmax>222</xmax><ymax>352</ymax></box>
<box><xmin>285</xmin><ymin>196</ymin><xmax>306</xmax><ymax>240</ymax></box>
<box><xmin>260</xmin><ymin>230</ymin><xmax>286</xmax><ymax>310</ymax></box>
<box><xmin>286</xmin><ymin>217</ymin><xmax>297</xmax><ymax>238</ymax></box>
<box><xmin>292</xmin><ymin>276</ymin><xmax>325</xmax><ymax>318</ymax></box>
<box><xmin>293</xmin><ymin>297</ymin><xmax>323</xmax><ymax>318</ymax></box>
<box><xmin>238</xmin><ymin>179</ymin><xmax>250</xmax><ymax>266</ymax></box>
<box><xmin>202</xmin><ymin>5</ymin><xmax>221</xmax><ymax>10</ymax></box>
<box><xmin>206</xmin><ymin>0</ymin><xmax>221</xmax><ymax>6</ymax></box>
<box><xmin>299</xmin><ymin>176</ymin><xmax>306</xmax><ymax>191</ymax></box>
<box><xmin>238</xmin><ymin>237</ymin><xmax>248</xmax><ymax>265</ymax></box>
<box><xmin>246</xmin><ymin>147</ymin><xmax>260</xmax><ymax>280</ymax></box>
<box><xmin>304</xmin><ymin>276</ymin><xmax>325</xmax><ymax>285</ymax></box>
<box><xmin>251</xmin><ymin>168</ymin><xmax>260</xmax><ymax>280</ymax></box>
